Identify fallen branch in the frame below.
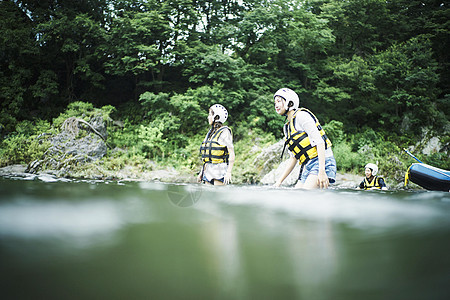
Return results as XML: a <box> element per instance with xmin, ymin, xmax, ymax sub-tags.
<box><xmin>61</xmin><ymin>117</ymin><xmax>112</xmax><ymax>148</ymax></box>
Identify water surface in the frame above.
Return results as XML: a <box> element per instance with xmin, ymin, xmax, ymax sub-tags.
<box><xmin>1</xmin><ymin>176</ymin><xmax>449</xmax><ymax>299</ymax></box>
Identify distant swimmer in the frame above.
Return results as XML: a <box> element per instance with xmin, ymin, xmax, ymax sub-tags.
<box><xmin>357</xmin><ymin>163</ymin><xmax>388</xmax><ymax>190</ymax></box>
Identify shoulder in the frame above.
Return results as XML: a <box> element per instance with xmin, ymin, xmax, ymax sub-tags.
<box><xmin>219</xmin><ymin>127</ymin><xmax>233</xmax><ymax>144</ymax></box>
<box><xmin>295</xmin><ymin>109</ymin><xmax>316</xmax><ymax>123</ymax></box>
<box><xmin>220</xmin><ymin>126</ymin><xmax>232</xmax><ymax>136</ymax></box>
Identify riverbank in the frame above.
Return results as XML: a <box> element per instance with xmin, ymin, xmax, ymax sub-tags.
<box><xmin>0</xmin><ymin>164</ymin><xmax>367</xmax><ymax>189</ymax></box>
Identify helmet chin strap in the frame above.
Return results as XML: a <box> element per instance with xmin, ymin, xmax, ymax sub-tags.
<box><xmin>282</xmin><ymin>101</ymin><xmax>294</xmax><ymax>116</ymax></box>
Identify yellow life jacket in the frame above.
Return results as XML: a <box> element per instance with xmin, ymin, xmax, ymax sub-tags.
<box><xmin>363</xmin><ymin>176</ymin><xmax>383</xmax><ymax>189</ymax></box>
<box><xmin>284</xmin><ymin>108</ymin><xmax>332</xmax><ymax>164</ymax></box>
<box><xmin>200</xmin><ymin>126</ymin><xmax>231</xmax><ymax>164</ymax></box>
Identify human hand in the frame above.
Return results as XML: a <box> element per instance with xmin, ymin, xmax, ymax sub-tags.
<box><xmin>317</xmin><ymin>169</ymin><xmax>329</xmax><ymax>189</ymax></box>
<box><xmin>224</xmin><ymin>172</ymin><xmax>232</xmax><ymax>184</ymax></box>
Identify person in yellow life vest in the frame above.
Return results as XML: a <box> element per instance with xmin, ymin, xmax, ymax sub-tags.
<box><xmin>358</xmin><ymin>163</ymin><xmax>388</xmax><ymax>190</ymax></box>
<box><xmin>273</xmin><ymin>88</ymin><xmax>336</xmax><ymax>189</ymax></box>
<box><xmin>197</xmin><ymin>104</ymin><xmax>235</xmax><ymax>185</ymax></box>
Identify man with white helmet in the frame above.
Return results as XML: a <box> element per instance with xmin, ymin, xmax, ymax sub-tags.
<box><xmin>198</xmin><ymin>104</ymin><xmax>235</xmax><ymax>185</ymax></box>
<box><xmin>358</xmin><ymin>163</ymin><xmax>388</xmax><ymax>190</ymax></box>
<box><xmin>273</xmin><ymin>88</ymin><xmax>336</xmax><ymax>189</ymax></box>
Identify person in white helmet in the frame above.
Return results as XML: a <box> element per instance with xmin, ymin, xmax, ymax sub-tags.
<box><xmin>273</xmin><ymin>88</ymin><xmax>336</xmax><ymax>189</ymax></box>
<box><xmin>198</xmin><ymin>104</ymin><xmax>235</xmax><ymax>185</ymax></box>
<box><xmin>357</xmin><ymin>163</ymin><xmax>388</xmax><ymax>190</ymax></box>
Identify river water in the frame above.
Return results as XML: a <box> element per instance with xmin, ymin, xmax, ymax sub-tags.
<box><xmin>1</xmin><ymin>175</ymin><xmax>449</xmax><ymax>300</ymax></box>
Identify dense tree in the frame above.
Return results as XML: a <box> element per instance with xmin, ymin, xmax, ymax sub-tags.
<box><xmin>0</xmin><ymin>0</ymin><xmax>448</xmax><ymax>140</ymax></box>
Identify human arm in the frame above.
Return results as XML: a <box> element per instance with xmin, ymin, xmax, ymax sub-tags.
<box><xmin>220</xmin><ymin>128</ymin><xmax>235</xmax><ymax>185</ymax></box>
<box><xmin>316</xmin><ymin>142</ymin><xmax>329</xmax><ymax>189</ymax></box>
<box><xmin>357</xmin><ymin>180</ymin><xmax>365</xmax><ymax>189</ymax></box>
<box><xmin>378</xmin><ymin>177</ymin><xmax>388</xmax><ymax>190</ymax></box>
<box><xmin>197</xmin><ymin>165</ymin><xmax>203</xmax><ymax>183</ymax></box>
<box><xmin>224</xmin><ymin>145</ymin><xmax>235</xmax><ymax>184</ymax></box>
<box><xmin>298</xmin><ymin>112</ymin><xmax>328</xmax><ymax>189</ymax></box>
<box><xmin>274</xmin><ymin>156</ymin><xmax>298</xmax><ymax>187</ymax></box>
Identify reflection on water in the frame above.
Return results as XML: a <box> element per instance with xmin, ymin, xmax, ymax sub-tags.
<box><xmin>1</xmin><ymin>176</ymin><xmax>450</xmax><ymax>299</ymax></box>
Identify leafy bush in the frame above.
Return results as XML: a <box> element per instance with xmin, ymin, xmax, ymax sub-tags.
<box><xmin>137</xmin><ymin>124</ymin><xmax>167</xmax><ymax>158</ymax></box>
<box><xmin>0</xmin><ymin>119</ymin><xmax>53</xmax><ymax>166</ymax></box>
<box><xmin>0</xmin><ymin>133</ymin><xmax>50</xmax><ymax>166</ymax></box>
<box><xmin>53</xmin><ymin>101</ymin><xmax>115</xmax><ymax>128</ymax></box>
<box><xmin>424</xmin><ymin>152</ymin><xmax>450</xmax><ymax>170</ymax></box>
<box><xmin>333</xmin><ymin>141</ymin><xmax>365</xmax><ymax>173</ymax></box>
<box><xmin>232</xmin><ymin>127</ymin><xmax>277</xmax><ymax>184</ymax></box>
<box><xmin>322</xmin><ymin>120</ymin><xmax>345</xmax><ymax>143</ymax></box>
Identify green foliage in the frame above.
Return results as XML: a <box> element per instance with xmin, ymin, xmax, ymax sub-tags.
<box><xmin>53</xmin><ymin>101</ymin><xmax>115</xmax><ymax>129</ymax></box>
<box><xmin>30</xmin><ymin>70</ymin><xmax>59</xmax><ymax>100</ymax></box>
<box><xmin>137</xmin><ymin>124</ymin><xmax>167</xmax><ymax>158</ymax></box>
<box><xmin>245</xmin><ymin>92</ymin><xmax>285</xmax><ymax>138</ymax></box>
<box><xmin>1</xmin><ymin>0</ymin><xmax>449</xmax><ymax>187</ymax></box>
<box><xmin>0</xmin><ymin>119</ymin><xmax>52</xmax><ymax>166</ymax></box>
<box><xmin>232</xmin><ymin>127</ymin><xmax>278</xmax><ymax>184</ymax></box>
<box><xmin>371</xmin><ymin>37</ymin><xmax>440</xmax><ymax>133</ymax></box>
<box><xmin>139</xmin><ymin>90</ymin><xmax>204</xmax><ymax>137</ymax></box>
<box><xmin>322</xmin><ymin>120</ymin><xmax>345</xmax><ymax>143</ymax></box>
<box><xmin>424</xmin><ymin>152</ymin><xmax>450</xmax><ymax>171</ymax></box>
<box><xmin>108</xmin><ymin>120</ymin><xmax>168</xmax><ymax>160</ymax></box>
<box><xmin>2</xmin><ymin>0</ymin><xmax>448</xmax><ymax>137</ymax></box>
<box><xmin>0</xmin><ymin>1</ymin><xmax>37</xmax><ymax>132</ymax></box>
<box><xmin>108</xmin><ymin>121</ymin><xmax>140</xmax><ymax>149</ymax></box>
<box><xmin>332</xmin><ymin>142</ymin><xmax>365</xmax><ymax>173</ymax></box>
<box><xmin>178</xmin><ymin>134</ymin><xmax>205</xmax><ymax>170</ymax></box>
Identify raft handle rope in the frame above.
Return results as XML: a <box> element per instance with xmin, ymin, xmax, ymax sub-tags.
<box><xmin>403</xmin><ymin>148</ymin><xmax>423</xmax><ymax>163</ymax></box>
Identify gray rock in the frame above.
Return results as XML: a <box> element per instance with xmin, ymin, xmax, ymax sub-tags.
<box><xmin>260</xmin><ymin>159</ymin><xmax>301</xmax><ymax>186</ymax></box>
<box><xmin>253</xmin><ymin>139</ymin><xmax>289</xmax><ymax>178</ymax></box>
<box><xmin>26</xmin><ymin>114</ymin><xmax>108</xmax><ymax>175</ymax></box>
<box><xmin>256</xmin><ymin>139</ymin><xmax>303</xmax><ymax>186</ymax></box>
<box><xmin>0</xmin><ymin>164</ymin><xmax>27</xmax><ymax>175</ymax></box>
<box><xmin>421</xmin><ymin>136</ymin><xmax>441</xmax><ymax>155</ymax></box>
<box><xmin>412</xmin><ymin>127</ymin><xmax>449</xmax><ymax>156</ymax></box>
<box><xmin>90</xmin><ymin>115</ymin><xmax>107</xmax><ymax>139</ymax></box>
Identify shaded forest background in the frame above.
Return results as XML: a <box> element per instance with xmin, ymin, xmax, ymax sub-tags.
<box><xmin>1</xmin><ymin>0</ymin><xmax>449</xmax><ymax>183</ymax></box>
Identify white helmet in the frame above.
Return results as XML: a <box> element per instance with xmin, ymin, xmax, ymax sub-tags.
<box><xmin>274</xmin><ymin>88</ymin><xmax>299</xmax><ymax>112</ymax></box>
<box><xmin>365</xmin><ymin>163</ymin><xmax>378</xmax><ymax>176</ymax></box>
<box><xmin>210</xmin><ymin>104</ymin><xmax>228</xmax><ymax>124</ymax></box>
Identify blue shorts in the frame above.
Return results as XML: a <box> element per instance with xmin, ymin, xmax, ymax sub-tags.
<box><xmin>202</xmin><ymin>176</ymin><xmax>224</xmax><ymax>185</ymax></box>
<box><xmin>298</xmin><ymin>156</ymin><xmax>336</xmax><ymax>184</ymax></box>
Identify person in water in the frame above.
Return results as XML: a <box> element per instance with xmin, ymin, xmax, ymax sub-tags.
<box><xmin>197</xmin><ymin>104</ymin><xmax>235</xmax><ymax>185</ymax></box>
<box><xmin>273</xmin><ymin>88</ymin><xmax>336</xmax><ymax>189</ymax></box>
<box><xmin>358</xmin><ymin>163</ymin><xmax>388</xmax><ymax>190</ymax></box>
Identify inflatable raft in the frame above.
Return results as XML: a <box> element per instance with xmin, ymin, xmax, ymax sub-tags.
<box><xmin>405</xmin><ymin>163</ymin><xmax>450</xmax><ymax>192</ymax></box>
